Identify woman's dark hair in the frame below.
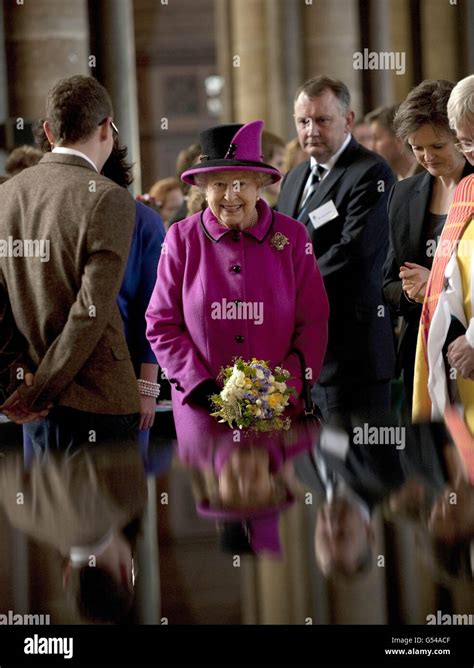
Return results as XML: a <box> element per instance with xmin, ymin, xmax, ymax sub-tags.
<box><xmin>394</xmin><ymin>79</ymin><xmax>456</xmax><ymax>142</ymax></box>
<box><xmin>33</xmin><ymin>119</ymin><xmax>51</xmax><ymax>153</ymax></box>
<box><xmin>101</xmin><ymin>140</ymin><xmax>134</xmax><ymax>188</ymax></box>
<box><xmin>32</xmin><ymin>119</ymin><xmax>134</xmax><ymax>190</ymax></box>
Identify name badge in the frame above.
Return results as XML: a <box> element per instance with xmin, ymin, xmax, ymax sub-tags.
<box><xmin>309</xmin><ymin>200</ymin><xmax>339</xmax><ymax>230</ymax></box>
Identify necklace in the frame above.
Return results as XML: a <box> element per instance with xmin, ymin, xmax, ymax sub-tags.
<box><xmin>217</xmin><ymin>207</ymin><xmax>258</xmax><ymax>230</ymax></box>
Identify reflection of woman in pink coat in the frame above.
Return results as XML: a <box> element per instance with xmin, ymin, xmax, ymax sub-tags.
<box><xmin>146</xmin><ymin>120</ymin><xmax>329</xmax><ymax>446</ymax></box>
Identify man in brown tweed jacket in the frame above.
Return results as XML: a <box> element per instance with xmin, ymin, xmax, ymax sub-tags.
<box><xmin>0</xmin><ymin>75</ymin><xmax>140</xmax><ymax>450</ymax></box>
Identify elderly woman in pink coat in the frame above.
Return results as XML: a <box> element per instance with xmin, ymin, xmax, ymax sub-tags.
<box><xmin>146</xmin><ymin>120</ymin><xmax>329</xmax><ymax>450</ymax></box>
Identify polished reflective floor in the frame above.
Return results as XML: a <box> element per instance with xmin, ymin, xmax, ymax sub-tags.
<box><xmin>0</xmin><ymin>415</ymin><xmax>473</xmax><ymax>626</ymax></box>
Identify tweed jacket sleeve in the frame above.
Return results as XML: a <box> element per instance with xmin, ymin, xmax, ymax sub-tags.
<box><xmin>17</xmin><ymin>186</ymin><xmax>136</xmax><ymax>411</ymax></box>
<box><xmin>0</xmin><ymin>279</ymin><xmax>33</xmax><ymax>398</ymax></box>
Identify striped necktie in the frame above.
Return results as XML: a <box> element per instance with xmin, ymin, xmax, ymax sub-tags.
<box><xmin>297</xmin><ymin>164</ymin><xmax>326</xmax><ymax>221</ymax></box>
<box><xmin>313</xmin><ymin>449</ymin><xmax>340</xmax><ymax>501</ymax></box>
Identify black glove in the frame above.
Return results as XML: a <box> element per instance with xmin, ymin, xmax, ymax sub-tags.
<box><xmin>188</xmin><ymin>379</ymin><xmax>220</xmax><ymax>410</ymax></box>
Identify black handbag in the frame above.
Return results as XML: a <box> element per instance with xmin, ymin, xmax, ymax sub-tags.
<box><xmin>292</xmin><ymin>348</ymin><xmax>323</xmax><ymax>422</ymax></box>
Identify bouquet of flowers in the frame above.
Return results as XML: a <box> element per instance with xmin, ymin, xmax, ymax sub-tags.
<box><xmin>210</xmin><ymin>358</ymin><xmax>296</xmax><ymax>432</ymax></box>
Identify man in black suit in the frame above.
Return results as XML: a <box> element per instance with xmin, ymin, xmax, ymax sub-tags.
<box><xmin>277</xmin><ymin>76</ymin><xmax>396</xmax><ymax>421</ymax></box>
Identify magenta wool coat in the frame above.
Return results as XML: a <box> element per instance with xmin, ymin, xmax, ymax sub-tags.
<box><xmin>146</xmin><ymin>199</ymin><xmax>329</xmax><ymax>442</ymax></box>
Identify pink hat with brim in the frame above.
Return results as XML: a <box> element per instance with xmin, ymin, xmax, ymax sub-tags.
<box><xmin>181</xmin><ymin>120</ymin><xmax>282</xmax><ymax>186</ymax></box>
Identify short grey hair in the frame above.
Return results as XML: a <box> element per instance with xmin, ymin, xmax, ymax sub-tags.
<box><xmin>447</xmin><ymin>75</ymin><xmax>474</xmax><ymax>133</ymax></box>
<box><xmin>193</xmin><ymin>170</ymin><xmax>273</xmax><ymax>192</ymax></box>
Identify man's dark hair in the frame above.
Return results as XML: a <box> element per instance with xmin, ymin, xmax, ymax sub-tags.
<box><xmin>394</xmin><ymin>79</ymin><xmax>455</xmax><ymax>142</ymax></box>
<box><xmin>294</xmin><ymin>76</ymin><xmax>351</xmax><ymax>112</ymax></box>
<box><xmin>45</xmin><ymin>75</ymin><xmax>113</xmax><ymax>145</ymax></box>
<box><xmin>101</xmin><ymin>139</ymin><xmax>134</xmax><ymax>188</ymax></box>
<box><xmin>365</xmin><ymin>105</ymin><xmax>399</xmax><ymax>135</ymax></box>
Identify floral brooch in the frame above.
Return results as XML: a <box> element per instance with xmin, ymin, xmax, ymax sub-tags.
<box><xmin>270</xmin><ymin>232</ymin><xmax>290</xmax><ymax>251</ymax></box>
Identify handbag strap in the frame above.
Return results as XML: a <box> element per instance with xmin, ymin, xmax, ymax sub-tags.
<box><xmin>291</xmin><ymin>348</ymin><xmax>321</xmax><ymax>418</ymax></box>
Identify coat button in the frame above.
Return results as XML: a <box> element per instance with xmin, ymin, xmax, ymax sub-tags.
<box><xmin>231</xmin><ymin>264</ymin><xmax>241</xmax><ymax>273</ymax></box>
<box><xmin>235</xmin><ymin>335</ymin><xmax>245</xmax><ymax>343</ymax></box>
<box><xmin>231</xmin><ymin>231</ymin><xmax>240</xmax><ymax>242</ymax></box>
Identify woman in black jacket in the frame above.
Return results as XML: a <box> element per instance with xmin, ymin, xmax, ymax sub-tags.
<box><xmin>383</xmin><ymin>80</ymin><xmax>474</xmax><ymax>413</ymax></box>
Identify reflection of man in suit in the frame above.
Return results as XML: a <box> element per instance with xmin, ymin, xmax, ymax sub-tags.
<box><xmin>0</xmin><ymin>75</ymin><xmax>139</xmax><ymax>448</ymax></box>
<box><xmin>277</xmin><ymin>76</ymin><xmax>396</xmax><ymax>421</ymax></box>
<box><xmin>293</xmin><ymin>418</ymin><xmax>450</xmax><ymax>576</ymax></box>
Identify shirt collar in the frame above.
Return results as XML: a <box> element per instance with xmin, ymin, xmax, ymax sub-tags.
<box><xmin>201</xmin><ymin>198</ymin><xmax>274</xmax><ymax>243</ymax></box>
<box><xmin>69</xmin><ymin>529</ymin><xmax>114</xmax><ymax>566</ymax></box>
<box><xmin>52</xmin><ymin>147</ymin><xmax>98</xmax><ymax>172</ymax></box>
<box><xmin>310</xmin><ymin>132</ymin><xmax>352</xmax><ymax>173</ymax></box>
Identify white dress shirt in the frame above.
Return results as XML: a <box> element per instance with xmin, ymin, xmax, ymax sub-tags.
<box><xmin>52</xmin><ymin>146</ymin><xmax>98</xmax><ymax>172</ymax></box>
<box><xmin>299</xmin><ymin>133</ymin><xmax>352</xmax><ymax>210</ymax></box>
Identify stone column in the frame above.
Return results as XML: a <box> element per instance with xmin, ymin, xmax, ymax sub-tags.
<box><xmin>389</xmin><ymin>0</ymin><xmax>416</xmax><ymax>104</ymax></box>
<box><xmin>0</xmin><ymin>1</ymin><xmax>8</xmax><ymax>171</ymax></box>
<box><xmin>135</xmin><ymin>477</ymin><xmax>161</xmax><ymax>623</ymax></box>
<box><xmin>466</xmin><ymin>0</ymin><xmax>474</xmax><ymax>74</ymax></box>
<box><xmin>264</xmin><ymin>0</ymin><xmax>286</xmax><ymax>138</ymax></box>
<box><xmin>420</xmin><ymin>0</ymin><xmax>459</xmax><ymax>82</ymax></box>
<box><xmin>89</xmin><ymin>0</ymin><xmax>142</xmax><ymax>194</ymax></box>
<box><xmin>214</xmin><ymin>0</ymin><xmax>235</xmax><ymax>122</ymax></box>
<box><xmin>369</xmin><ymin>0</ymin><xmax>393</xmax><ymax>107</ymax></box>
<box><xmin>3</xmin><ymin>0</ymin><xmax>89</xmax><ymax>119</ymax></box>
<box><xmin>229</xmin><ymin>0</ymin><xmax>268</xmax><ymax>123</ymax></box>
<box><xmin>280</xmin><ymin>0</ymin><xmax>303</xmax><ymax>138</ymax></box>
<box><xmin>302</xmin><ymin>0</ymin><xmax>362</xmax><ymax>117</ymax></box>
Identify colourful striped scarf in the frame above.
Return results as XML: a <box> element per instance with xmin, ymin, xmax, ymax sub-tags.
<box><xmin>413</xmin><ymin>175</ymin><xmax>474</xmax><ymax>421</ymax></box>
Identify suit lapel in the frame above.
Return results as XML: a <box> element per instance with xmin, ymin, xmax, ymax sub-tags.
<box><xmin>290</xmin><ymin>162</ymin><xmax>311</xmax><ymax>218</ymax></box>
<box><xmin>409</xmin><ymin>172</ymin><xmax>432</xmax><ymax>260</ymax></box>
<box><xmin>303</xmin><ymin>164</ymin><xmax>347</xmax><ymax>216</ymax></box>
<box><xmin>299</xmin><ymin>138</ymin><xmax>358</xmax><ymax>224</ymax></box>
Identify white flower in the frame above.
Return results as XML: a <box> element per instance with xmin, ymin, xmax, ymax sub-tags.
<box><xmin>268</xmin><ymin>375</ymin><xmax>275</xmax><ymax>383</ymax></box>
<box><xmin>255</xmin><ymin>369</ymin><xmax>265</xmax><ymax>380</ymax></box>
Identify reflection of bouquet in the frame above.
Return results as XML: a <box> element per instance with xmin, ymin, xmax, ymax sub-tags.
<box><xmin>210</xmin><ymin>358</ymin><xmax>296</xmax><ymax>432</ymax></box>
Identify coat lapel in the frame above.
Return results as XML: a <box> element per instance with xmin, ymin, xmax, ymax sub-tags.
<box><xmin>409</xmin><ymin>171</ymin><xmax>432</xmax><ymax>261</ymax></box>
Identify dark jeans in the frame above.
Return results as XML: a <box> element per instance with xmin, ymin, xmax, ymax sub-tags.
<box><xmin>23</xmin><ymin>407</ymin><xmax>139</xmax><ymax>459</ymax></box>
<box><xmin>312</xmin><ymin>380</ymin><xmax>391</xmax><ymax>424</ymax></box>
